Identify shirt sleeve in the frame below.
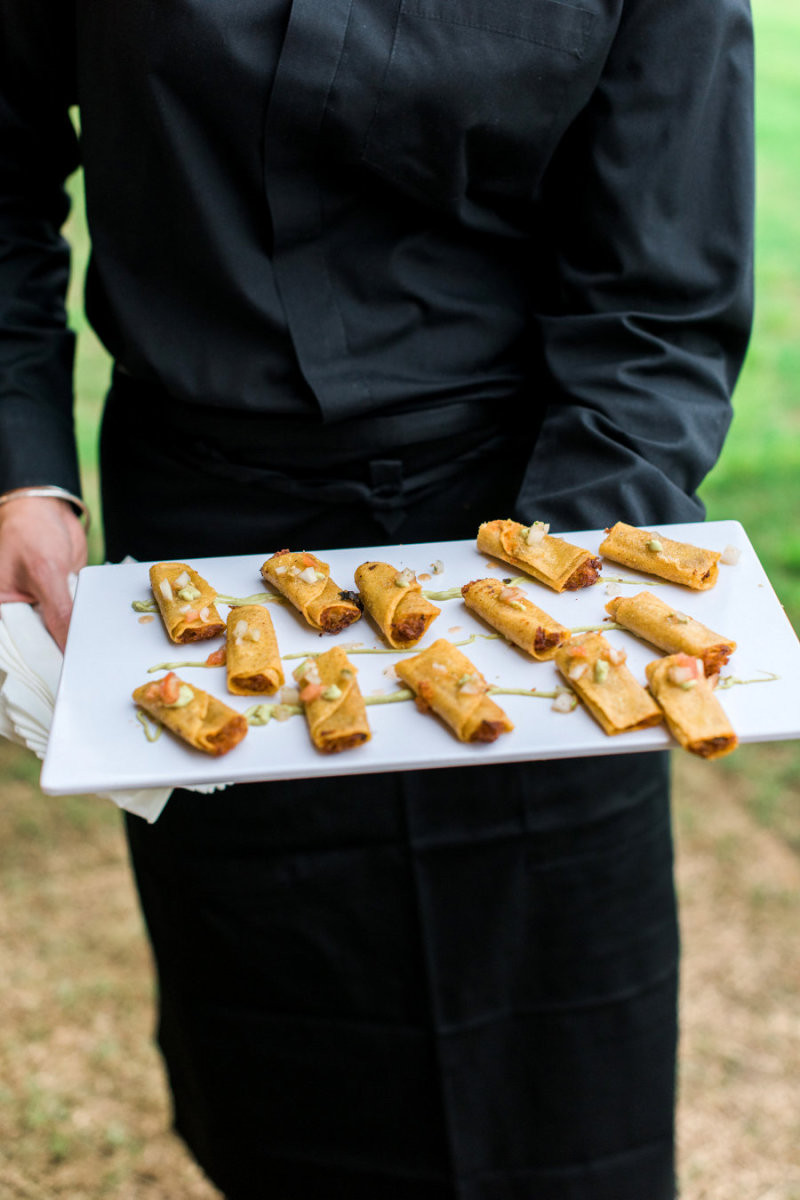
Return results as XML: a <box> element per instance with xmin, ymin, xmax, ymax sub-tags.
<box><xmin>0</xmin><ymin>0</ymin><xmax>82</xmax><ymax>495</ymax></box>
<box><xmin>516</xmin><ymin>0</ymin><xmax>754</xmax><ymax>531</ymax></box>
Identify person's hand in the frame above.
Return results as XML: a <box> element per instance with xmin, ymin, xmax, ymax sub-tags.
<box><xmin>0</xmin><ymin>496</ymin><xmax>88</xmax><ymax>651</ymax></box>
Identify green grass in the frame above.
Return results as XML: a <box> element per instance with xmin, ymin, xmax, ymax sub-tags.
<box><xmin>698</xmin><ymin>0</ymin><xmax>800</xmax><ymax>629</ymax></box>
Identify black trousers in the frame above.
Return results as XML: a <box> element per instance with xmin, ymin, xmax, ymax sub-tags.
<box><xmin>102</xmin><ymin>379</ymin><xmax>679</xmax><ymax>1200</ymax></box>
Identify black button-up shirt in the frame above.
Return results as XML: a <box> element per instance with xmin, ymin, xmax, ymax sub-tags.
<box><xmin>0</xmin><ymin>0</ymin><xmax>754</xmax><ymax>529</ymax></box>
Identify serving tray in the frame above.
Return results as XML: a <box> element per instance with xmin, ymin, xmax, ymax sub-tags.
<box><xmin>40</xmin><ymin>521</ymin><xmax>800</xmax><ymax>795</ymax></box>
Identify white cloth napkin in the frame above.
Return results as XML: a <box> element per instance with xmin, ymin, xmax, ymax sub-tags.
<box><xmin>0</xmin><ymin>599</ymin><xmax>175</xmax><ymax>822</ymax></box>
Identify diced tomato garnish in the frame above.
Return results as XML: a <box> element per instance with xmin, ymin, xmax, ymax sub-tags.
<box><xmin>674</xmin><ymin>653</ymin><xmax>701</xmax><ymax>679</ymax></box>
<box><xmin>300</xmin><ymin>552</ymin><xmax>319</xmax><ymax>569</ymax></box>
<box><xmin>206</xmin><ymin>647</ymin><xmax>227</xmax><ymax>666</ymax></box>
<box><xmin>159</xmin><ymin>672</ymin><xmax>180</xmax><ymax>704</ymax></box>
<box><xmin>299</xmin><ymin>682</ymin><xmax>324</xmax><ymax>703</ymax></box>
<box><xmin>183</xmin><ymin>609</ymin><xmax>200</xmax><ymax>623</ymax></box>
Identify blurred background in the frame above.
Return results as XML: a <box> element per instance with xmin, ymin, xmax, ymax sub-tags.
<box><xmin>1</xmin><ymin>1</ymin><xmax>798</xmax><ymax>1196</ymax></box>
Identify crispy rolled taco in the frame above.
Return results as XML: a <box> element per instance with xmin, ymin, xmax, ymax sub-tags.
<box><xmin>645</xmin><ymin>654</ymin><xmax>738</xmax><ymax>759</ymax></box>
<box><xmin>354</xmin><ymin>561</ymin><xmax>441</xmax><ymax>648</ymax></box>
<box><xmin>226</xmin><ymin>605</ymin><xmax>284</xmax><ymax>696</ymax></box>
<box><xmin>261</xmin><ymin>550</ymin><xmax>362</xmax><ymax>633</ymax></box>
<box><xmin>599</xmin><ymin>523</ymin><xmax>721</xmax><ymax>590</ymax></box>
<box><xmin>606</xmin><ymin>591</ymin><xmax>735</xmax><ymax>675</ymax></box>
<box><xmin>395</xmin><ymin>638</ymin><xmax>513</xmax><ymax>743</ymax></box>
<box><xmin>133</xmin><ymin>672</ymin><xmax>248</xmax><ymax>756</ymax></box>
<box><xmin>293</xmin><ymin>645</ymin><xmax>371</xmax><ymax>754</ymax></box>
<box><xmin>150</xmin><ymin>562</ymin><xmax>226</xmax><ymax>643</ymax></box>
<box><xmin>461</xmin><ymin>577</ymin><xmax>571</xmax><ymax>660</ymax></box>
<box><xmin>476</xmin><ymin>519</ymin><xmax>601</xmax><ymax>591</ymax></box>
<box><xmin>554</xmin><ymin>632</ymin><xmax>663</xmax><ymax>736</ymax></box>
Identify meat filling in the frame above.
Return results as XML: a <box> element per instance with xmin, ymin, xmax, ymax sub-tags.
<box><xmin>563</xmin><ymin>556</ymin><xmax>602</xmax><ymax>591</ymax></box>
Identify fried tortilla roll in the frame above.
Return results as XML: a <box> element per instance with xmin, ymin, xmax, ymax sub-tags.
<box><xmin>226</xmin><ymin>605</ymin><xmax>284</xmax><ymax>696</ymax></box>
<box><xmin>599</xmin><ymin>522</ymin><xmax>721</xmax><ymax>590</ymax></box>
<box><xmin>261</xmin><ymin>550</ymin><xmax>362</xmax><ymax>633</ymax></box>
<box><xmin>150</xmin><ymin>562</ymin><xmax>226</xmax><ymax>643</ymax></box>
<box><xmin>461</xmin><ymin>578</ymin><xmax>571</xmax><ymax>661</ymax></box>
<box><xmin>293</xmin><ymin>645</ymin><xmax>371</xmax><ymax>754</ymax></box>
<box><xmin>554</xmin><ymin>632</ymin><xmax>663</xmax><ymax>736</ymax></box>
<box><xmin>354</xmin><ymin>561</ymin><xmax>441</xmax><ymax>648</ymax></box>
<box><xmin>646</xmin><ymin>654</ymin><xmax>738</xmax><ymax>759</ymax></box>
<box><xmin>395</xmin><ymin>638</ymin><xmax>514</xmax><ymax>744</ymax></box>
<box><xmin>606</xmin><ymin>591</ymin><xmax>736</xmax><ymax>676</ymax></box>
<box><xmin>476</xmin><ymin>519</ymin><xmax>601</xmax><ymax>591</ymax></box>
<box><xmin>133</xmin><ymin>672</ymin><xmax>248</xmax><ymax>756</ymax></box>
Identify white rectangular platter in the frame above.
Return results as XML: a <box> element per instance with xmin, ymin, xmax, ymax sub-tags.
<box><xmin>40</xmin><ymin>520</ymin><xmax>800</xmax><ymax>796</ymax></box>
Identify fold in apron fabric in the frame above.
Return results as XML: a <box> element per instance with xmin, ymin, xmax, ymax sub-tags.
<box><xmin>101</xmin><ymin>375</ymin><xmax>678</xmax><ymax>1200</ymax></box>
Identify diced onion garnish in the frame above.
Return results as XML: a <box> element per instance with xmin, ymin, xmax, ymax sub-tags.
<box><xmin>431</xmin><ymin>560</ymin><xmax>445</xmax><ymax>575</ymax></box>
<box><xmin>175</xmin><ymin>571</ymin><xmax>190</xmax><ymax>588</ymax></box>
<box><xmin>280</xmin><ymin>686</ymin><xmax>300</xmax><ymax>705</ymax></box>
<box><xmin>274</xmin><ymin>565</ymin><xmax>287</xmax><ymax>576</ymax></box>
<box><xmin>552</xmin><ymin>690</ymin><xmax>577</xmax><ymax>713</ymax></box>
<box><xmin>159</xmin><ymin>579</ymin><xmax>173</xmax><ymax>602</ymax></box>
<box><xmin>525</xmin><ymin>521</ymin><xmax>549</xmax><ymax>546</ymax></box>
<box><xmin>457</xmin><ymin>673</ymin><xmax>482</xmax><ymax>694</ymax></box>
<box><xmin>234</xmin><ymin>619</ymin><xmax>249</xmax><ymax>639</ymax></box>
<box><xmin>721</xmin><ymin>544</ymin><xmax>741</xmax><ymax>565</ymax></box>
<box><xmin>567</xmin><ymin>662</ymin><xmax>587</xmax><ymax>681</ymax></box>
<box><xmin>298</xmin><ymin>566</ymin><xmax>319</xmax><ymax>584</ymax></box>
<box><xmin>394</xmin><ymin>568</ymin><xmax>415</xmax><ymax>588</ymax></box>
<box><xmin>607</xmin><ymin>647</ymin><xmax>627</xmax><ymax>666</ymax></box>
<box><xmin>293</xmin><ymin>658</ymin><xmax>320</xmax><ymax>685</ymax></box>
<box><xmin>199</xmin><ymin>607</ymin><xmax>210</xmax><ymax>621</ymax></box>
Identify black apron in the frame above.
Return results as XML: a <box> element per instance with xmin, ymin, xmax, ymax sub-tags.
<box><xmin>102</xmin><ymin>375</ymin><xmax>678</xmax><ymax>1200</ymax></box>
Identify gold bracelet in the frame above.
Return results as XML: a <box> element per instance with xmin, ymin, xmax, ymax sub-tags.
<box><xmin>0</xmin><ymin>486</ymin><xmax>91</xmax><ymax>534</ymax></box>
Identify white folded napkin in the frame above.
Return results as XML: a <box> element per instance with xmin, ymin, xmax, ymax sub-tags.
<box><xmin>0</xmin><ymin>599</ymin><xmax>175</xmax><ymax>822</ymax></box>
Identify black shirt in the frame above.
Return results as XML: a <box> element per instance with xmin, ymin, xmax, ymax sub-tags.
<box><xmin>0</xmin><ymin>0</ymin><xmax>754</xmax><ymax>528</ymax></box>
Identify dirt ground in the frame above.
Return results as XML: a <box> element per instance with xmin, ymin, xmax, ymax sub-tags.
<box><xmin>1</xmin><ymin>742</ymin><xmax>798</xmax><ymax>1200</ymax></box>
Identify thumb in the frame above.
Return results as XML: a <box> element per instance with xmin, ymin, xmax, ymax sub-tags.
<box><xmin>37</xmin><ymin>573</ymin><xmax>76</xmax><ymax>653</ymax></box>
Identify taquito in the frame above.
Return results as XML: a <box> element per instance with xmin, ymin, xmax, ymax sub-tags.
<box><xmin>150</xmin><ymin>562</ymin><xmax>225</xmax><ymax>643</ymax></box>
<box><xmin>554</xmin><ymin>632</ymin><xmax>662</xmax><ymax>736</ymax></box>
<box><xmin>606</xmin><ymin>591</ymin><xmax>735</xmax><ymax>675</ymax></box>
<box><xmin>477</xmin><ymin>519</ymin><xmax>600</xmax><ymax>591</ymax></box>
<box><xmin>395</xmin><ymin>638</ymin><xmax>513</xmax><ymax>743</ymax></box>
<box><xmin>133</xmin><ymin>672</ymin><xmax>248</xmax><ymax>756</ymax></box>
<box><xmin>599</xmin><ymin>523</ymin><xmax>721</xmax><ymax>590</ymax></box>
<box><xmin>646</xmin><ymin>654</ymin><xmax>738</xmax><ymax>759</ymax></box>
<box><xmin>461</xmin><ymin>577</ymin><xmax>570</xmax><ymax>660</ymax></box>
<box><xmin>354</xmin><ymin>561</ymin><xmax>440</xmax><ymax>648</ymax></box>
<box><xmin>261</xmin><ymin>550</ymin><xmax>362</xmax><ymax>633</ymax></box>
<box><xmin>226</xmin><ymin>605</ymin><xmax>284</xmax><ymax>696</ymax></box>
<box><xmin>293</xmin><ymin>645</ymin><xmax>371</xmax><ymax>754</ymax></box>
